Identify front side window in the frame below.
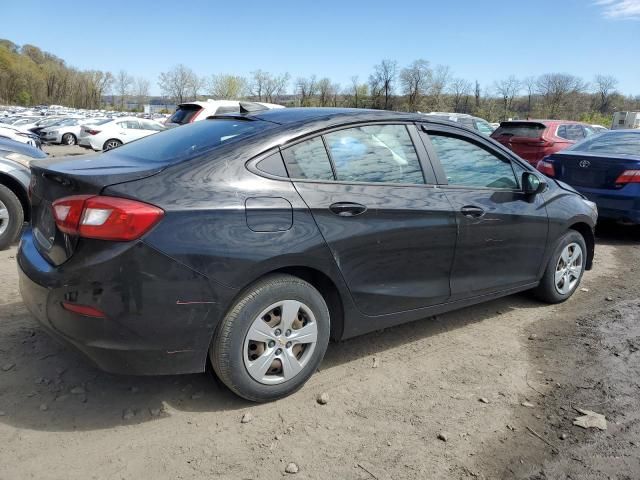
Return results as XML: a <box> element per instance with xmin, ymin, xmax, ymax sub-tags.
<box><xmin>282</xmin><ymin>137</ymin><xmax>334</xmax><ymax>181</ymax></box>
<box><xmin>324</xmin><ymin>125</ymin><xmax>424</xmax><ymax>184</ymax></box>
<box><xmin>428</xmin><ymin>134</ymin><xmax>518</xmax><ymax>189</ymax></box>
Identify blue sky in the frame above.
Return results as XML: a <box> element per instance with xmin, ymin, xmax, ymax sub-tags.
<box><xmin>3</xmin><ymin>0</ymin><xmax>640</xmax><ymax>95</ymax></box>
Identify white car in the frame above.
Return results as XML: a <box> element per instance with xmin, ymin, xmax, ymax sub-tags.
<box><xmin>165</xmin><ymin>100</ymin><xmax>284</xmax><ymax>126</ymax></box>
<box><xmin>0</xmin><ymin>124</ymin><xmax>40</xmax><ymax>148</ymax></box>
<box><xmin>78</xmin><ymin>117</ymin><xmax>166</xmax><ymax>151</ymax></box>
<box><xmin>40</xmin><ymin>117</ymin><xmax>105</xmax><ymax>145</ymax></box>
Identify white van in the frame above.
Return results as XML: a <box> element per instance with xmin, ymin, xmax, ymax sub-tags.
<box><xmin>611</xmin><ymin>111</ymin><xmax>640</xmax><ymax>130</ymax></box>
<box><xmin>165</xmin><ymin>100</ymin><xmax>284</xmax><ymax>126</ymax></box>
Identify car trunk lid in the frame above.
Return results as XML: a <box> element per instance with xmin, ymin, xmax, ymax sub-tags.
<box><xmin>551</xmin><ymin>152</ymin><xmax>640</xmax><ymax>189</ymax></box>
<box><xmin>30</xmin><ymin>153</ymin><xmax>165</xmax><ymax>266</ymax></box>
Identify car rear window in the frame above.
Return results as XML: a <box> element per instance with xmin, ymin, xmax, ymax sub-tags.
<box><xmin>568</xmin><ymin>132</ymin><xmax>640</xmax><ymax>156</ymax></box>
<box><xmin>492</xmin><ymin>123</ymin><xmax>546</xmax><ymax>138</ymax></box>
<box><xmin>168</xmin><ymin>105</ymin><xmax>202</xmax><ymax>125</ymax></box>
<box><xmin>104</xmin><ymin>118</ymin><xmax>272</xmax><ymax>164</ymax></box>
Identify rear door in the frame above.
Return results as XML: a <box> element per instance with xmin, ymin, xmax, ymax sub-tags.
<box><xmin>491</xmin><ymin>122</ymin><xmax>547</xmax><ymax>165</ymax></box>
<box><xmin>284</xmin><ymin>123</ymin><xmax>457</xmax><ymax>316</ymax></box>
<box><xmin>422</xmin><ymin>125</ymin><xmax>549</xmax><ymax>299</ymax></box>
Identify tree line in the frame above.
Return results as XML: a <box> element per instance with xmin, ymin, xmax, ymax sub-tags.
<box><xmin>2</xmin><ymin>39</ymin><xmax>639</xmax><ymax>124</ymax></box>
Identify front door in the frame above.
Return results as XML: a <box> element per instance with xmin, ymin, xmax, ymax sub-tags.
<box><xmin>282</xmin><ymin>124</ymin><xmax>457</xmax><ymax>316</ymax></box>
<box><xmin>421</xmin><ymin>127</ymin><xmax>549</xmax><ymax>300</ymax></box>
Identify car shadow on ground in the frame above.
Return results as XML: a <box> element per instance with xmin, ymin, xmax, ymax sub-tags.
<box><xmin>0</xmin><ymin>223</ymin><xmax>635</xmax><ymax>433</ymax></box>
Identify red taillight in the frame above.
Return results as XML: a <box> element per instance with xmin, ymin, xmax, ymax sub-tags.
<box><xmin>615</xmin><ymin>170</ymin><xmax>640</xmax><ymax>185</ymax></box>
<box><xmin>51</xmin><ymin>196</ymin><xmax>164</xmax><ymax>241</ymax></box>
<box><xmin>52</xmin><ymin>195</ymin><xmax>92</xmax><ymax>234</ymax></box>
<box><xmin>84</xmin><ymin>129</ymin><xmax>100</xmax><ymax>135</ymax></box>
<box><xmin>537</xmin><ymin>160</ymin><xmax>555</xmax><ymax>177</ymax></box>
<box><xmin>61</xmin><ymin>302</ymin><xmax>105</xmax><ymax>318</ymax></box>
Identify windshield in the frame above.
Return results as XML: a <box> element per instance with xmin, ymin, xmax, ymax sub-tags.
<box><xmin>103</xmin><ymin>118</ymin><xmax>272</xmax><ymax>164</ymax></box>
<box><xmin>493</xmin><ymin>123</ymin><xmax>546</xmax><ymax>138</ymax></box>
<box><xmin>568</xmin><ymin>131</ymin><xmax>640</xmax><ymax>156</ymax></box>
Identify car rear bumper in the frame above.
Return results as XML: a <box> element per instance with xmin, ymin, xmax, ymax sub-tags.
<box><xmin>576</xmin><ymin>184</ymin><xmax>640</xmax><ymax>224</ymax></box>
<box><xmin>17</xmin><ymin>228</ymin><xmax>235</xmax><ymax>375</ymax></box>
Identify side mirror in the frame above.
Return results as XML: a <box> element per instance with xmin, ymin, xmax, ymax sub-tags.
<box><xmin>522</xmin><ymin>171</ymin><xmax>547</xmax><ymax>195</ymax></box>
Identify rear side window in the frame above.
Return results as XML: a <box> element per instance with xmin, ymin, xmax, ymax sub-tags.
<box><xmin>282</xmin><ymin>137</ymin><xmax>334</xmax><ymax>180</ymax></box>
<box><xmin>429</xmin><ymin>134</ymin><xmax>518</xmax><ymax>189</ymax></box>
<box><xmin>493</xmin><ymin>123</ymin><xmax>546</xmax><ymax>139</ymax></box>
<box><xmin>324</xmin><ymin>125</ymin><xmax>424</xmax><ymax>184</ymax></box>
<box><xmin>475</xmin><ymin>120</ymin><xmax>494</xmax><ymax>135</ymax></box>
<box><xmin>105</xmin><ymin>118</ymin><xmax>272</xmax><ymax>164</ymax></box>
<box><xmin>557</xmin><ymin>124</ymin><xmax>586</xmax><ymax>141</ymax></box>
<box><xmin>168</xmin><ymin>105</ymin><xmax>202</xmax><ymax>125</ymax></box>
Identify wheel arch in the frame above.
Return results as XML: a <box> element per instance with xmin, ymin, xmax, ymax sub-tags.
<box><xmin>0</xmin><ymin>172</ymin><xmax>30</xmax><ymax>223</ymax></box>
<box><xmin>568</xmin><ymin>221</ymin><xmax>595</xmax><ymax>270</ymax></box>
<box><xmin>222</xmin><ymin>265</ymin><xmax>346</xmax><ymax>342</ymax></box>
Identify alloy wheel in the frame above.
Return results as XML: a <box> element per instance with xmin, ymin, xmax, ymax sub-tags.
<box><xmin>554</xmin><ymin>242</ymin><xmax>583</xmax><ymax>295</ymax></box>
<box><xmin>243</xmin><ymin>300</ymin><xmax>318</xmax><ymax>385</ymax></box>
<box><xmin>0</xmin><ymin>199</ymin><xmax>9</xmax><ymax>236</ymax></box>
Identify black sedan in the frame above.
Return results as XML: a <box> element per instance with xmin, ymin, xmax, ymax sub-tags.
<box><xmin>18</xmin><ymin>107</ymin><xmax>598</xmax><ymax>402</ymax></box>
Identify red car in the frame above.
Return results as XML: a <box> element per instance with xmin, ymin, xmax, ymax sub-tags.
<box><xmin>491</xmin><ymin>120</ymin><xmax>596</xmax><ymax>166</ymax></box>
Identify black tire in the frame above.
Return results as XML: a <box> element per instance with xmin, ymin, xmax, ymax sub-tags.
<box><xmin>62</xmin><ymin>133</ymin><xmax>76</xmax><ymax>145</ymax></box>
<box><xmin>0</xmin><ymin>184</ymin><xmax>24</xmax><ymax>250</ymax></box>
<box><xmin>210</xmin><ymin>274</ymin><xmax>330</xmax><ymax>402</ymax></box>
<box><xmin>532</xmin><ymin>230</ymin><xmax>587</xmax><ymax>304</ymax></box>
<box><xmin>103</xmin><ymin>139</ymin><xmax>122</xmax><ymax>151</ymax></box>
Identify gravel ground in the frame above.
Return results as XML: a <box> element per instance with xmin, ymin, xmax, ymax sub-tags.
<box><xmin>0</xmin><ymin>158</ymin><xmax>639</xmax><ymax>478</ymax></box>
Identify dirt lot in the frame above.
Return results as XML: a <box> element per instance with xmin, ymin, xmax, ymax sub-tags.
<box><xmin>0</xmin><ymin>150</ymin><xmax>639</xmax><ymax>479</ymax></box>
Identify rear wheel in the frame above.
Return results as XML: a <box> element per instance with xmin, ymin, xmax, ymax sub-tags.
<box><xmin>533</xmin><ymin>230</ymin><xmax>586</xmax><ymax>303</ymax></box>
<box><xmin>103</xmin><ymin>139</ymin><xmax>122</xmax><ymax>151</ymax></box>
<box><xmin>210</xmin><ymin>274</ymin><xmax>330</xmax><ymax>402</ymax></box>
<box><xmin>0</xmin><ymin>184</ymin><xmax>24</xmax><ymax>250</ymax></box>
<box><xmin>62</xmin><ymin>133</ymin><xmax>76</xmax><ymax>145</ymax></box>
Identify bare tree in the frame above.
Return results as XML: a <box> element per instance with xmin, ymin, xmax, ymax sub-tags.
<box><xmin>369</xmin><ymin>59</ymin><xmax>397</xmax><ymax>110</ymax></box>
<box><xmin>522</xmin><ymin>76</ymin><xmax>536</xmax><ymax>118</ymax></box>
<box><xmin>158</xmin><ymin>64</ymin><xmax>197</xmax><ymax>105</ymax></box>
<box><xmin>536</xmin><ymin>73</ymin><xmax>587</xmax><ymax>118</ymax></box>
<box><xmin>449</xmin><ymin>78</ymin><xmax>472</xmax><ymax>113</ymax></box>
<box><xmin>115</xmin><ymin>70</ymin><xmax>134</xmax><ymax>110</ymax></box>
<box><xmin>426</xmin><ymin>65</ymin><xmax>451</xmax><ymax>111</ymax></box>
<box><xmin>249</xmin><ymin>70</ymin><xmax>289</xmax><ymax>103</ymax></box>
<box><xmin>207</xmin><ymin>74</ymin><xmax>247</xmax><ymax>99</ymax></box>
<box><xmin>134</xmin><ymin>77</ymin><xmax>150</xmax><ymax>108</ymax></box>
<box><xmin>296</xmin><ymin>75</ymin><xmax>317</xmax><ymax>106</ymax></box>
<box><xmin>400</xmin><ymin>59</ymin><xmax>431</xmax><ymax>112</ymax></box>
<box><xmin>474</xmin><ymin>80</ymin><xmax>481</xmax><ymax>109</ymax></box>
<box><xmin>593</xmin><ymin>74</ymin><xmax>619</xmax><ymax>114</ymax></box>
<box><xmin>317</xmin><ymin>77</ymin><xmax>334</xmax><ymax>107</ymax></box>
<box><xmin>494</xmin><ymin>75</ymin><xmax>521</xmax><ymax>120</ymax></box>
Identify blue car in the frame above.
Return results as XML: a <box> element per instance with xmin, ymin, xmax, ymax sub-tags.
<box><xmin>537</xmin><ymin>130</ymin><xmax>640</xmax><ymax>224</ymax></box>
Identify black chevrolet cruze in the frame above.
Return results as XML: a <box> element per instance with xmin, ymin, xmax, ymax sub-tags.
<box><xmin>18</xmin><ymin>107</ymin><xmax>598</xmax><ymax>402</ymax></box>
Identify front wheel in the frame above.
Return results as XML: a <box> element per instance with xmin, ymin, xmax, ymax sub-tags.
<box><xmin>210</xmin><ymin>274</ymin><xmax>330</xmax><ymax>402</ymax></box>
<box><xmin>533</xmin><ymin>230</ymin><xmax>587</xmax><ymax>303</ymax></box>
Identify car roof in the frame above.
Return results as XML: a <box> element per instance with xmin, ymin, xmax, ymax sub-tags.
<box><xmin>500</xmin><ymin>119</ymin><xmax>585</xmax><ymax>126</ymax></box>
<box><xmin>249</xmin><ymin>107</ymin><xmax>423</xmax><ymax>126</ymax></box>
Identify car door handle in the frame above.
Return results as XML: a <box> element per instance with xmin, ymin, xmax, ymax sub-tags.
<box><xmin>460</xmin><ymin>205</ymin><xmax>485</xmax><ymax>218</ymax></box>
<box><xmin>329</xmin><ymin>202</ymin><xmax>367</xmax><ymax>217</ymax></box>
